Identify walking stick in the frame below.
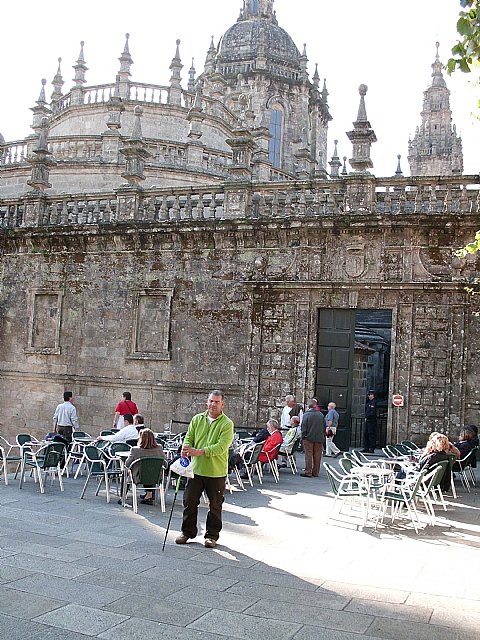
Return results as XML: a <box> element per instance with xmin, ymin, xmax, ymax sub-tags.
<box><xmin>162</xmin><ymin>474</ymin><xmax>182</xmax><ymax>552</ymax></box>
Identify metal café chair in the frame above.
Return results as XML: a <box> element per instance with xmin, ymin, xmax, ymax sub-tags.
<box><xmin>19</xmin><ymin>441</ymin><xmax>66</xmax><ymax>493</ymax></box>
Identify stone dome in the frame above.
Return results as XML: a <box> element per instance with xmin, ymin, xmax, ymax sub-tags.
<box><xmin>218</xmin><ymin>18</ymin><xmax>302</xmax><ymax>82</ymax></box>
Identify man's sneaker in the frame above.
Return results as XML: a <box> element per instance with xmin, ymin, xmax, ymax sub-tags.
<box><xmin>204</xmin><ymin>538</ymin><xmax>217</xmax><ymax>548</ymax></box>
<box><xmin>175</xmin><ymin>534</ymin><xmax>191</xmax><ymax>545</ymax></box>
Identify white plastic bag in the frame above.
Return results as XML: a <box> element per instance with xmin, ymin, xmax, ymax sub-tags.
<box><xmin>170</xmin><ymin>456</ymin><xmax>194</xmax><ymax>478</ymax></box>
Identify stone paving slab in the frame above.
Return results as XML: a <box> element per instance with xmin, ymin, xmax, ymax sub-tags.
<box><xmin>0</xmin><ymin>553</ymin><xmax>97</xmax><ymax>579</ymax></box>
<box><xmin>0</xmin><ymin>585</ymin><xmax>63</xmax><ymax>619</ymax></box>
<box><xmin>5</xmin><ymin>573</ymin><xmax>125</xmax><ymax>607</ymax></box>
<box><xmin>105</xmin><ymin>594</ymin><xmax>209</xmax><ymax>626</ymax></box>
<box><xmin>98</xmin><ymin>616</ymin><xmax>228</xmax><ymax>640</ymax></box>
<box><xmin>0</xmin><ymin>454</ymin><xmax>478</xmax><ymax>640</ymax></box>
<box><xmin>34</xmin><ymin>603</ymin><xmax>129</xmax><ymax>635</ymax></box>
<box><xmin>164</xmin><ymin>584</ymin><xmax>258</xmax><ymax>613</ymax></box>
<box><xmin>188</xmin><ymin>608</ymin><xmax>302</xmax><ymax>640</ymax></box>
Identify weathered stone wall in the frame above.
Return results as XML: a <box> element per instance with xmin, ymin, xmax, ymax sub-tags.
<box><xmin>1</xmin><ymin>196</ymin><xmax>479</xmax><ymax>444</ymax></box>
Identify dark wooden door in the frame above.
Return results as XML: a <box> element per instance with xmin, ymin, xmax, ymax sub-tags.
<box><xmin>315</xmin><ymin>308</ymin><xmax>355</xmax><ymax>451</ymax></box>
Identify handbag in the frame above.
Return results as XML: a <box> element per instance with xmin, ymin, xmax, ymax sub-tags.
<box><xmin>326</xmin><ymin>429</ymin><xmax>334</xmax><ymax>439</ymax></box>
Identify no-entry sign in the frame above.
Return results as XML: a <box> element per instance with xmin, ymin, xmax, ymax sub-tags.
<box><xmin>392</xmin><ymin>394</ymin><xmax>404</xmax><ymax>407</ymax></box>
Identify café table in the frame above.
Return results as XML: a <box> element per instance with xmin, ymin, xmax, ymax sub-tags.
<box><xmin>348</xmin><ymin>466</ymin><xmax>395</xmax><ymax>524</ymax></box>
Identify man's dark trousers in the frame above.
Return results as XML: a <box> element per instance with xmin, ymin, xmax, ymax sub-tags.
<box><xmin>181</xmin><ymin>474</ymin><xmax>226</xmax><ymax>541</ymax></box>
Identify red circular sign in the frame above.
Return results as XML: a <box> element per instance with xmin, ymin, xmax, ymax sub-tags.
<box><xmin>392</xmin><ymin>394</ymin><xmax>404</xmax><ymax>407</ymax></box>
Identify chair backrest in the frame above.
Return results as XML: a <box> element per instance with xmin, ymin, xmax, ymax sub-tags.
<box><xmin>339</xmin><ymin>457</ymin><xmax>354</xmax><ymax>474</ymax></box>
<box><xmin>73</xmin><ymin>431</ymin><xmax>90</xmax><ymax>439</ymax></box>
<box><xmin>110</xmin><ymin>442</ymin><xmax>130</xmax><ymax>454</ymax></box>
<box><xmin>385</xmin><ymin>444</ymin><xmax>400</xmax><ymax>457</ymax></box>
<box><xmin>236</xmin><ymin>431</ymin><xmax>252</xmax><ymax>440</ymax></box>
<box><xmin>323</xmin><ymin>462</ymin><xmax>340</xmax><ymax>495</ymax></box>
<box><xmin>351</xmin><ymin>450</ymin><xmax>369</xmax><ymax>464</ymax></box>
<box><xmin>83</xmin><ymin>445</ymin><xmax>106</xmax><ymax>472</ymax></box>
<box><xmin>382</xmin><ymin>446</ymin><xmax>395</xmax><ymax>458</ymax></box>
<box><xmin>130</xmin><ymin>457</ymin><xmax>165</xmax><ymax>485</ymax></box>
<box><xmin>428</xmin><ymin>460</ymin><xmax>449</xmax><ymax>489</ymax></box>
<box><xmin>16</xmin><ymin>433</ymin><xmax>33</xmax><ymax>447</ymax></box>
<box><xmin>395</xmin><ymin>444</ymin><xmax>411</xmax><ymax>455</ymax></box>
<box><xmin>42</xmin><ymin>442</ymin><xmax>66</xmax><ymax>468</ymax></box>
<box><xmin>126</xmin><ymin>439</ymin><xmax>138</xmax><ymax>447</ymax></box>
<box><xmin>244</xmin><ymin>442</ymin><xmax>264</xmax><ymax>466</ymax></box>
<box><xmin>401</xmin><ymin>440</ymin><xmax>419</xmax><ymax>451</ymax></box>
<box><xmin>453</xmin><ymin>448</ymin><xmax>475</xmax><ymax>469</ymax></box>
<box><xmin>100</xmin><ymin>430</ymin><xmax>114</xmax><ymax>436</ymax></box>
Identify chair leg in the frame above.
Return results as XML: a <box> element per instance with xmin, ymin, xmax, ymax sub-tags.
<box><xmin>18</xmin><ymin>459</ymin><xmax>25</xmax><ymax>489</ymax></box>
<box><xmin>57</xmin><ymin>465</ymin><xmax>64</xmax><ymax>491</ymax></box>
<box><xmin>37</xmin><ymin>466</ymin><xmax>45</xmax><ymax>494</ymax></box>
<box><xmin>80</xmin><ymin>473</ymin><xmax>91</xmax><ymax>499</ymax></box>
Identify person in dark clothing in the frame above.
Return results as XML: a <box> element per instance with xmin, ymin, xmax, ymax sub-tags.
<box><xmin>252</xmin><ymin>428</ymin><xmax>269</xmax><ymax>443</ymax></box>
<box><xmin>464</xmin><ymin>425</ymin><xmax>478</xmax><ymax>468</ymax></box>
<box><xmin>454</xmin><ymin>429</ymin><xmax>476</xmax><ymax>460</ymax></box>
<box><xmin>362</xmin><ymin>390</ymin><xmax>377</xmax><ymax>454</ymax></box>
<box><xmin>300</xmin><ymin>399</ymin><xmax>324</xmax><ymax>477</ymax></box>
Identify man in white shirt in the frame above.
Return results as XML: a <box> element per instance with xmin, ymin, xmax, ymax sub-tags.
<box><xmin>96</xmin><ymin>414</ymin><xmax>138</xmax><ymax>444</ymax></box>
<box><xmin>280</xmin><ymin>394</ymin><xmax>303</xmax><ymax>429</ymax></box>
<box><xmin>53</xmin><ymin>391</ymin><xmax>79</xmax><ymax>443</ymax></box>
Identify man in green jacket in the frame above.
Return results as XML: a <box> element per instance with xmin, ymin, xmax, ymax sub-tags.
<box><xmin>176</xmin><ymin>389</ymin><xmax>234</xmax><ymax>548</ymax></box>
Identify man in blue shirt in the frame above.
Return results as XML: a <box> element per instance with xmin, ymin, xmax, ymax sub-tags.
<box><xmin>324</xmin><ymin>402</ymin><xmax>341</xmax><ymax>457</ymax></box>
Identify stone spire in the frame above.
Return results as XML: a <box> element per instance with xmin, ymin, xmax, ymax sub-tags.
<box><xmin>346</xmin><ymin>84</ymin><xmax>377</xmax><ymax>173</ymax></box>
<box><xmin>30</xmin><ymin>79</ymin><xmax>51</xmax><ymax>135</ymax></box>
<box><xmin>118</xmin><ymin>33</ymin><xmax>133</xmax><ymax>99</ymax></box>
<box><xmin>168</xmin><ymin>39</ymin><xmax>183</xmax><ymax>106</ymax></box>
<box><xmin>300</xmin><ymin>44</ymin><xmax>308</xmax><ymax>80</ymax></box>
<box><xmin>120</xmin><ymin>106</ymin><xmax>150</xmax><ymax>186</ymax></box>
<box><xmin>204</xmin><ymin>36</ymin><xmax>216</xmax><ymax>75</ymax></box>
<box><xmin>51</xmin><ymin>58</ymin><xmax>64</xmax><ymax>103</ymax></box>
<box><xmin>395</xmin><ymin>154</ymin><xmax>403</xmax><ymax>176</ymax></box>
<box><xmin>188</xmin><ymin>58</ymin><xmax>196</xmax><ymax>92</ymax></box>
<box><xmin>408</xmin><ymin>43</ymin><xmax>463</xmax><ymax>176</ymax></box>
<box><xmin>329</xmin><ymin>140</ymin><xmax>342</xmax><ymax>178</ymax></box>
<box><xmin>71</xmin><ymin>41</ymin><xmax>88</xmax><ymax>105</ymax></box>
<box><xmin>27</xmin><ymin>117</ymin><xmax>55</xmax><ymax>192</ymax></box>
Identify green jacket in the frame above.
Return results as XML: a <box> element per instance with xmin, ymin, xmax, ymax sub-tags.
<box><xmin>183</xmin><ymin>410</ymin><xmax>234</xmax><ymax>477</ymax></box>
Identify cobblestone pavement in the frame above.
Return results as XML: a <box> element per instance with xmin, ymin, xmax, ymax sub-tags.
<box><xmin>0</xmin><ymin>455</ymin><xmax>478</xmax><ymax>640</ymax></box>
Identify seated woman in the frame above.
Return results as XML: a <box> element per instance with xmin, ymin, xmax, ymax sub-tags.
<box><xmin>259</xmin><ymin>418</ymin><xmax>283</xmax><ymax>464</ymax></box>
<box><xmin>426</xmin><ymin>431</ymin><xmax>460</xmax><ymax>459</ymax></box>
<box><xmin>124</xmin><ymin>428</ymin><xmax>165</xmax><ymax>505</ymax></box>
<box><xmin>454</xmin><ymin>428</ymin><xmax>476</xmax><ymax>460</ymax></box>
<box><xmin>418</xmin><ymin>433</ymin><xmax>452</xmax><ymax>492</ymax></box>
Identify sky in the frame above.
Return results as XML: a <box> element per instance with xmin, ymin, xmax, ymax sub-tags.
<box><xmin>2</xmin><ymin>0</ymin><xmax>479</xmax><ymax>177</ymax></box>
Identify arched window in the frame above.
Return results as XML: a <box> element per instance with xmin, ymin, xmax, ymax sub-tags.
<box><xmin>250</xmin><ymin>0</ymin><xmax>259</xmax><ymax>14</ymax></box>
<box><xmin>269</xmin><ymin>108</ymin><xmax>283</xmax><ymax>168</ymax></box>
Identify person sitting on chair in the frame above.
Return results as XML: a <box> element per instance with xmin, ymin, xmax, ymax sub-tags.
<box><xmin>454</xmin><ymin>428</ymin><xmax>475</xmax><ymax>460</ymax></box>
<box><xmin>418</xmin><ymin>433</ymin><xmax>452</xmax><ymax>493</ymax></box>
<box><xmin>97</xmin><ymin>414</ymin><xmax>138</xmax><ymax>445</ymax></box>
<box><xmin>259</xmin><ymin>419</ymin><xmax>283</xmax><ymax>464</ymax></box>
<box><xmin>122</xmin><ymin>428</ymin><xmax>165</xmax><ymax>505</ymax></box>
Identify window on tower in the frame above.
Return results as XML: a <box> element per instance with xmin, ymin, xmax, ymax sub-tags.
<box><xmin>269</xmin><ymin>108</ymin><xmax>283</xmax><ymax>168</ymax></box>
<box><xmin>251</xmin><ymin>0</ymin><xmax>259</xmax><ymax>14</ymax></box>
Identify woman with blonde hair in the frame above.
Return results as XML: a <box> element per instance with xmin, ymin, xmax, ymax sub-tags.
<box><xmin>418</xmin><ymin>434</ymin><xmax>452</xmax><ymax>492</ymax></box>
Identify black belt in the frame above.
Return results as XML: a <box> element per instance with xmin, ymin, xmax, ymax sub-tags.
<box><xmin>57</xmin><ymin>425</ymin><xmax>72</xmax><ymax>428</ymax></box>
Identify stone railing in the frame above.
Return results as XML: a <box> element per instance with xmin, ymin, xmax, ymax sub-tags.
<box><xmin>0</xmin><ymin>135</ymin><xmax>231</xmax><ymax>176</ymax></box>
<box><xmin>49</xmin><ymin>82</ymin><xmax>239</xmax><ymax>128</ymax></box>
<box><xmin>0</xmin><ymin>141</ymin><xmax>29</xmax><ymax>165</ymax></box>
<box><xmin>1</xmin><ymin>176</ymin><xmax>479</xmax><ymax>230</ymax></box>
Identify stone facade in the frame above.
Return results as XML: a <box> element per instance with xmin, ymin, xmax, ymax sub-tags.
<box><xmin>0</xmin><ymin>1</ymin><xmax>479</xmax><ymax>445</ymax></box>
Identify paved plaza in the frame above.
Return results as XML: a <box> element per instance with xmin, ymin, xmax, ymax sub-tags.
<box><xmin>0</xmin><ymin>455</ymin><xmax>479</xmax><ymax>640</ymax></box>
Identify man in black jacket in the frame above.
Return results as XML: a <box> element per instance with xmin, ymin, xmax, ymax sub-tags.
<box><xmin>300</xmin><ymin>398</ymin><xmax>324</xmax><ymax>477</ymax></box>
<box><xmin>362</xmin><ymin>390</ymin><xmax>377</xmax><ymax>454</ymax></box>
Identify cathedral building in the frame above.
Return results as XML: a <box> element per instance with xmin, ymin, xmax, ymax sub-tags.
<box><xmin>0</xmin><ymin>0</ymin><xmax>478</xmax><ymax>447</ymax></box>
